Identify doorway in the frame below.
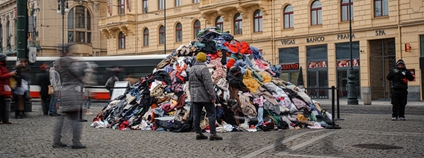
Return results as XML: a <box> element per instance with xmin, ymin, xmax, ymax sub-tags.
<box><xmin>307</xmin><ymin>70</ymin><xmax>329</xmax><ymax>99</ymax></box>
<box><xmin>337</xmin><ymin>69</ymin><xmax>360</xmax><ymax>98</ymax></box>
<box><xmin>369</xmin><ymin>38</ymin><xmax>396</xmax><ymax>99</ymax></box>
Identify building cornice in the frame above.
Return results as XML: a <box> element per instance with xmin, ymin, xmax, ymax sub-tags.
<box><xmin>400</xmin><ymin>19</ymin><xmax>424</xmax><ymax>27</ymax></box>
<box><xmin>0</xmin><ymin>0</ymin><xmax>16</xmax><ymax>9</ymax></box>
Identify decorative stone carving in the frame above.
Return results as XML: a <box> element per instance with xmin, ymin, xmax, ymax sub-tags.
<box><xmin>93</xmin><ymin>2</ymin><xmax>99</xmax><ymax>11</ymax></box>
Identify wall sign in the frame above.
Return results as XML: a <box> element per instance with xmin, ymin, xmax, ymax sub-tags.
<box><xmin>337</xmin><ymin>59</ymin><xmax>360</xmax><ymax>67</ymax></box>
<box><xmin>308</xmin><ymin>61</ymin><xmax>328</xmax><ymax>68</ymax></box>
<box><xmin>281</xmin><ymin>63</ymin><xmax>299</xmax><ymax>70</ymax></box>
<box><xmin>337</xmin><ymin>33</ymin><xmax>355</xmax><ymax>40</ymax></box>
<box><xmin>281</xmin><ymin>39</ymin><xmax>295</xmax><ymax>45</ymax></box>
<box><xmin>375</xmin><ymin>30</ymin><xmax>386</xmax><ymax>36</ymax></box>
<box><xmin>306</xmin><ymin>36</ymin><xmax>325</xmax><ymax>43</ymax></box>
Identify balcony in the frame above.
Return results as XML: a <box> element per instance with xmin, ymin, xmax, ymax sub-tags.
<box><xmin>99</xmin><ymin>14</ymin><xmax>136</xmax><ymax>27</ymax></box>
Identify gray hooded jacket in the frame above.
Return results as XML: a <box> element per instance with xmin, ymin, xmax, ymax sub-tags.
<box><xmin>57</xmin><ymin>55</ymin><xmax>84</xmax><ymax>112</ymax></box>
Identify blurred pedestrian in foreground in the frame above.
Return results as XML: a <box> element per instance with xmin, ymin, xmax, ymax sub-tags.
<box><xmin>12</xmin><ymin>60</ymin><xmax>30</xmax><ymax>119</ymax></box>
<box><xmin>52</xmin><ymin>44</ymin><xmax>86</xmax><ymax>149</ymax></box>
<box><xmin>37</xmin><ymin>64</ymin><xmax>51</xmax><ymax>116</ymax></box>
<box><xmin>0</xmin><ymin>54</ymin><xmax>16</xmax><ymax>124</ymax></box>
<box><xmin>83</xmin><ymin>62</ymin><xmax>98</xmax><ymax>115</ymax></box>
<box><xmin>49</xmin><ymin>61</ymin><xmax>61</xmax><ymax>116</ymax></box>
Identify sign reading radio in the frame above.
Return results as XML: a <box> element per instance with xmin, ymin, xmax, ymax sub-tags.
<box><xmin>281</xmin><ymin>63</ymin><xmax>299</xmax><ymax>70</ymax></box>
<box><xmin>306</xmin><ymin>36</ymin><xmax>325</xmax><ymax>43</ymax></box>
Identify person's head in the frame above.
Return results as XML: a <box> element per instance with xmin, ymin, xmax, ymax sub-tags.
<box><xmin>396</xmin><ymin>59</ymin><xmax>405</xmax><ymax>69</ymax></box>
<box><xmin>58</xmin><ymin>43</ymin><xmax>75</xmax><ymax>56</ymax></box>
<box><xmin>0</xmin><ymin>53</ymin><xmax>7</xmax><ymax>65</ymax></box>
<box><xmin>196</xmin><ymin>52</ymin><xmax>207</xmax><ymax>62</ymax></box>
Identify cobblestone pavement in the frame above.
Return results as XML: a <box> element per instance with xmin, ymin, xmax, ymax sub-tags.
<box><xmin>0</xmin><ymin>100</ymin><xmax>423</xmax><ymax>158</ymax></box>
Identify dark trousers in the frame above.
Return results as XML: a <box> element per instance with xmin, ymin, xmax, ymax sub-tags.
<box><xmin>0</xmin><ymin>95</ymin><xmax>9</xmax><ymax>123</ymax></box>
<box><xmin>192</xmin><ymin>102</ymin><xmax>216</xmax><ymax>133</ymax></box>
<box><xmin>41</xmin><ymin>96</ymin><xmax>50</xmax><ymax>115</ymax></box>
<box><xmin>391</xmin><ymin>89</ymin><xmax>408</xmax><ymax>118</ymax></box>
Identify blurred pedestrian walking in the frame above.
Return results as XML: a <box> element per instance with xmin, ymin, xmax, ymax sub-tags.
<box><xmin>37</xmin><ymin>64</ymin><xmax>51</xmax><ymax>116</ymax></box>
<box><xmin>83</xmin><ymin>62</ymin><xmax>98</xmax><ymax>115</ymax></box>
<box><xmin>0</xmin><ymin>54</ymin><xmax>16</xmax><ymax>124</ymax></box>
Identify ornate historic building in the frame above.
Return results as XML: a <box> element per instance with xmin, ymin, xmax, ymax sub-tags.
<box><xmin>0</xmin><ymin>0</ymin><xmax>107</xmax><ymax>56</ymax></box>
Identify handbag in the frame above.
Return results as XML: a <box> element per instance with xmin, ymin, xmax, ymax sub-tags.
<box><xmin>48</xmin><ymin>85</ymin><xmax>55</xmax><ymax>95</ymax></box>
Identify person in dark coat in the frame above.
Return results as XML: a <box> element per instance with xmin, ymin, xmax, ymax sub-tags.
<box><xmin>12</xmin><ymin>61</ymin><xmax>30</xmax><ymax>118</ymax></box>
<box><xmin>37</xmin><ymin>64</ymin><xmax>51</xmax><ymax>116</ymax></box>
<box><xmin>0</xmin><ymin>54</ymin><xmax>16</xmax><ymax>124</ymax></box>
<box><xmin>386</xmin><ymin>59</ymin><xmax>415</xmax><ymax>121</ymax></box>
<box><xmin>188</xmin><ymin>52</ymin><xmax>222</xmax><ymax>141</ymax></box>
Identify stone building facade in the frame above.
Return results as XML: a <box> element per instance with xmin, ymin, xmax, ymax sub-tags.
<box><xmin>0</xmin><ymin>0</ymin><xmax>107</xmax><ymax>57</ymax></box>
<box><xmin>101</xmin><ymin>0</ymin><xmax>424</xmax><ymax>101</ymax></box>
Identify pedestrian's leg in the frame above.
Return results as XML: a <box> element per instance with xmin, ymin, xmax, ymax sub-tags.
<box><xmin>205</xmin><ymin>102</ymin><xmax>222</xmax><ymax>140</ymax></box>
<box><xmin>52</xmin><ymin>114</ymin><xmax>66</xmax><ymax>148</ymax></box>
<box><xmin>68</xmin><ymin>111</ymin><xmax>85</xmax><ymax>149</ymax></box>
<box><xmin>192</xmin><ymin>102</ymin><xmax>207</xmax><ymax>140</ymax></box>
<box><xmin>0</xmin><ymin>96</ymin><xmax>6</xmax><ymax>123</ymax></box>
<box><xmin>399</xmin><ymin>90</ymin><xmax>408</xmax><ymax>119</ymax></box>
<box><xmin>49</xmin><ymin>94</ymin><xmax>57</xmax><ymax>115</ymax></box>
<box><xmin>391</xmin><ymin>91</ymin><xmax>400</xmax><ymax>120</ymax></box>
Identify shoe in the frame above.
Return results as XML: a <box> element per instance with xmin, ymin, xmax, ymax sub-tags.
<box><xmin>86</xmin><ymin>111</ymin><xmax>94</xmax><ymax>115</ymax></box>
<box><xmin>392</xmin><ymin>117</ymin><xmax>397</xmax><ymax>121</ymax></box>
<box><xmin>49</xmin><ymin>113</ymin><xmax>61</xmax><ymax>116</ymax></box>
<box><xmin>195</xmin><ymin>132</ymin><xmax>208</xmax><ymax>140</ymax></box>
<box><xmin>52</xmin><ymin>142</ymin><xmax>67</xmax><ymax>148</ymax></box>
<box><xmin>71</xmin><ymin>144</ymin><xmax>86</xmax><ymax>149</ymax></box>
<box><xmin>5</xmin><ymin>121</ymin><xmax>12</xmax><ymax>124</ymax></box>
<box><xmin>399</xmin><ymin>117</ymin><xmax>405</xmax><ymax>121</ymax></box>
<box><xmin>21</xmin><ymin>111</ymin><xmax>27</xmax><ymax>118</ymax></box>
<box><xmin>209</xmin><ymin>133</ymin><xmax>223</xmax><ymax>141</ymax></box>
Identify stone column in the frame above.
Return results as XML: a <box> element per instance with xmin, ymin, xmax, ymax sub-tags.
<box><xmin>10</xmin><ymin>12</ymin><xmax>15</xmax><ymax>50</ymax></box>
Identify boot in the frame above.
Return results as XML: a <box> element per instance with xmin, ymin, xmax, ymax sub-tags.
<box><xmin>52</xmin><ymin>142</ymin><xmax>67</xmax><ymax>148</ymax></box>
<box><xmin>21</xmin><ymin>111</ymin><xmax>27</xmax><ymax>118</ymax></box>
<box><xmin>71</xmin><ymin>142</ymin><xmax>86</xmax><ymax>149</ymax></box>
<box><xmin>209</xmin><ymin>132</ymin><xmax>223</xmax><ymax>141</ymax></box>
<box><xmin>196</xmin><ymin>131</ymin><xmax>208</xmax><ymax>140</ymax></box>
<box><xmin>15</xmin><ymin>110</ymin><xmax>21</xmax><ymax>119</ymax></box>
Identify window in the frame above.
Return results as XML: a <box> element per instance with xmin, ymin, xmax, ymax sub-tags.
<box><xmin>193</xmin><ymin>20</ymin><xmax>201</xmax><ymax>38</ymax></box>
<box><xmin>118</xmin><ymin>32</ymin><xmax>125</xmax><ymax>49</ymax></box>
<box><xmin>159</xmin><ymin>25</ymin><xmax>165</xmax><ymax>44</ymax></box>
<box><xmin>420</xmin><ymin>35</ymin><xmax>424</xmax><ymax>57</ymax></box>
<box><xmin>284</xmin><ymin>5</ymin><xmax>294</xmax><ymax>28</ymax></box>
<box><xmin>374</xmin><ymin>0</ymin><xmax>388</xmax><ymax>17</ymax></box>
<box><xmin>253</xmin><ymin>10</ymin><xmax>263</xmax><ymax>32</ymax></box>
<box><xmin>143</xmin><ymin>0</ymin><xmax>148</xmax><ymax>13</ymax></box>
<box><xmin>193</xmin><ymin>0</ymin><xmax>199</xmax><ymax>3</ymax></box>
<box><xmin>158</xmin><ymin>0</ymin><xmax>164</xmax><ymax>10</ymax></box>
<box><xmin>279</xmin><ymin>47</ymin><xmax>299</xmax><ymax>85</ymax></box>
<box><xmin>118</xmin><ymin>0</ymin><xmax>125</xmax><ymax>15</ymax></box>
<box><xmin>68</xmin><ymin>6</ymin><xmax>92</xmax><ymax>44</ymax></box>
<box><xmin>311</xmin><ymin>0</ymin><xmax>322</xmax><ymax>25</ymax></box>
<box><xmin>216</xmin><ymin>16</ymin><xmax>224</xmax><ymax>31</ymax></box>
<box><xmin>176</xmin><ymin>23</ymin><xmax>182</xmax><ymax>42</ymax></box>
<box><xmin>341</xmin><ymin>0</ymin><xmax>353</xmax><ymax>21</ymax></box>
<box><xmin>175</xmin><ymin>0</ymin><xmax>181</xmax><ymax>7</ymax></box>
<box><xmin>234</xmin><ymin>13</ymin><xmax>242</xmax><ymax>35</ymax></box>
<box><xmin>144</xmin><ymin>28</ymin><xmax>149</xmax><ymax>46</ymax></box>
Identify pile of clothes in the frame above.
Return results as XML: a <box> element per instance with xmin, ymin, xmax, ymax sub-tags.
<box><xmin>91</xmin><ymin>27</ymin><xmax>333</xmax><ymax>132</ymax></box>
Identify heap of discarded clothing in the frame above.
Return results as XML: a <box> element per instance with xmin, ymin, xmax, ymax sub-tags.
<box><xmin>91</xmin><ymin>27</ymin><xmax>333</xmax><ymax>132</ymax></box>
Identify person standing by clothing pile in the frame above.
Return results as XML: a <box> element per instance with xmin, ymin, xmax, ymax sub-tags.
<box><xmin>0</xmin><ymin>54</ymin><xmax>16</xmax><ymax>124</ymax></box>
<box><xmin>386</xmin><ymin>59</ymin><xmax>415</xmax><ymax>121</ymax></box>
<box><xmin>52</xmin><ymin>44</ymin><xmax>86</xmax><ymax>149</ymax></box>
<box><xmin>49</xmin><ymin>61</ymin><xmax>61</xmax><ymax>116</ymax></box>
<box><xmin>189</xmin><ymin>52</ymin><xmax>222</xmax><ymax>141</ymax></box>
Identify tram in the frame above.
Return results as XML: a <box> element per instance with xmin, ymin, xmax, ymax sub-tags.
<box><xmin>5</xmin><ymin>54</ymin><xmax>168</xmax><ymax>100</ymax></box>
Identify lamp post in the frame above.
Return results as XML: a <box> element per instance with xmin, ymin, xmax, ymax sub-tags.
<box><xmin>163</xmin><ymin>0</ymin><xmax>166</xmax><ymax>54</ymax></box>
<box><xmin>57</xmin><ymin>0</ymin><xmax>69</xmax><ymax>54</ymax></box>
<box><xmin>347</xmin><ymin>0</ymin><xmax>358</xmax><ymax>105</ymax></box>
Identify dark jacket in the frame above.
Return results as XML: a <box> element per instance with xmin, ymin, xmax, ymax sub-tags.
<box><xmin>12</xmin><ymin>65</ymin><xmax>28</xmax><ymax>88</ymax></box>
<box><xmin>37</xmin><ymin>70</ymin><xmax>51</xmax><ymax>98</ymax></box>
<box><xmin>0</xmin><ymin>61</ymin><xmax>11</xmax><ymax>96</ymax></box>
<box><xmin>386</xmin><ymin>68</ymin><xmax>414</xmax><ymax>90</ymax></box>
<box><xmin>188</xmin><ymin>61</ymin><xmax>216</xmax><ymax>102</ymax></box>
<box><xmin>227</xmin><ymin>67</ymin><xmax>248</xmax><ymax>91</ymax></box>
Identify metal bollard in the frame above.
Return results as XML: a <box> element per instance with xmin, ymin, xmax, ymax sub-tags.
<box><xmin>326</xmin><ymin>86</ymin><xmax>341</xmax><ymax>129</ymax></box>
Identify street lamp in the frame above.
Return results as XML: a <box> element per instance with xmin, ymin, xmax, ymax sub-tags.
<box><xmin>57</xmin><ymin>0</ymin><xmax>69</xmax><ymax>54</ymax></box>
<box><xmin>347</xmin><ymin>0</ymin><xmax>358</xmax><ymax>105</ymax></box>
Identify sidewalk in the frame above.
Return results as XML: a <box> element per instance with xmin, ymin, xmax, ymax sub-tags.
<box><xmin>314</xmin><ymin>98</ymin><xmax>423</xmax><ymax>107</ymax></box>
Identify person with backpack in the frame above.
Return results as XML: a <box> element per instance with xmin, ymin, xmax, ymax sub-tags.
<box><xmin>0</xmin><ymin>54</ymin><xmax>16</xmax><ymax>124</ymax></box>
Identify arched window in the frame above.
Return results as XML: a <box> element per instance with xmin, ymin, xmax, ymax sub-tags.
<box><xmin>118</xmin><ymin>0</ymin><xmax>125</xmax><ymax>14</ymax></box>
<box><xmin>341</xmin><ymin>0</ymin><xmax>353</xmax><ymax>21</ymax></box>
<box><xmin>216</xmin><ymin>16</ymin><xmax>224</xmax><ymax>31</ymax></box>
<box><xmin>176</xmin><ymin>23</ymin><xmax>182</xmax><ymax>42</ymax></box>
<box><xmin>284</xmin><ymin>5</ymin><xmax>294</xmax><ymax>28</ymax></box>
<box><xmin>193</xmin><ymin>20</ymin><xmax>201</xmax><ymax>38</ymax></box>
<box><xmin>159</xmin><ymin>25</ymin><xmax>165</xmax><ymax>44</ymax></box>
<box><xmin>118</xmin><ymin>32</ymin><xmax>125</xmax><ymax>49</ymax></box>
<box><xmin>68</xmin><ymin>6</ymin><xmax>91</xmax><ymax>43</ymax></box>
<box><xmin>234</xmin><ymin>13</ymin><xmax>242</xmax><ymax>35</ymax></box>
<box><xmin>311</xmin><ymin>0</ymin><xmax>322</xmax><ymax>25</ymax></box>
<box><xmin>374</xmin><ymin>0</ymin><xmax>388</xmax><ymax>17</ymax></box>
<box><xmin>253</xmin><ymin>10</ymin><xmax>262</xmax><ymax>32</ymax></box>
<box><xmin>144</xmin><ymin>28</ymin><xmax>149</xmax><ymax>46</ymax></box>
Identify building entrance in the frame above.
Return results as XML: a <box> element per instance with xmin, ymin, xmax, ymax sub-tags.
<box><xmin>369</xmin><ymin>38</ymin><xmax>396</xmax><ymax>99</ymax></box>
